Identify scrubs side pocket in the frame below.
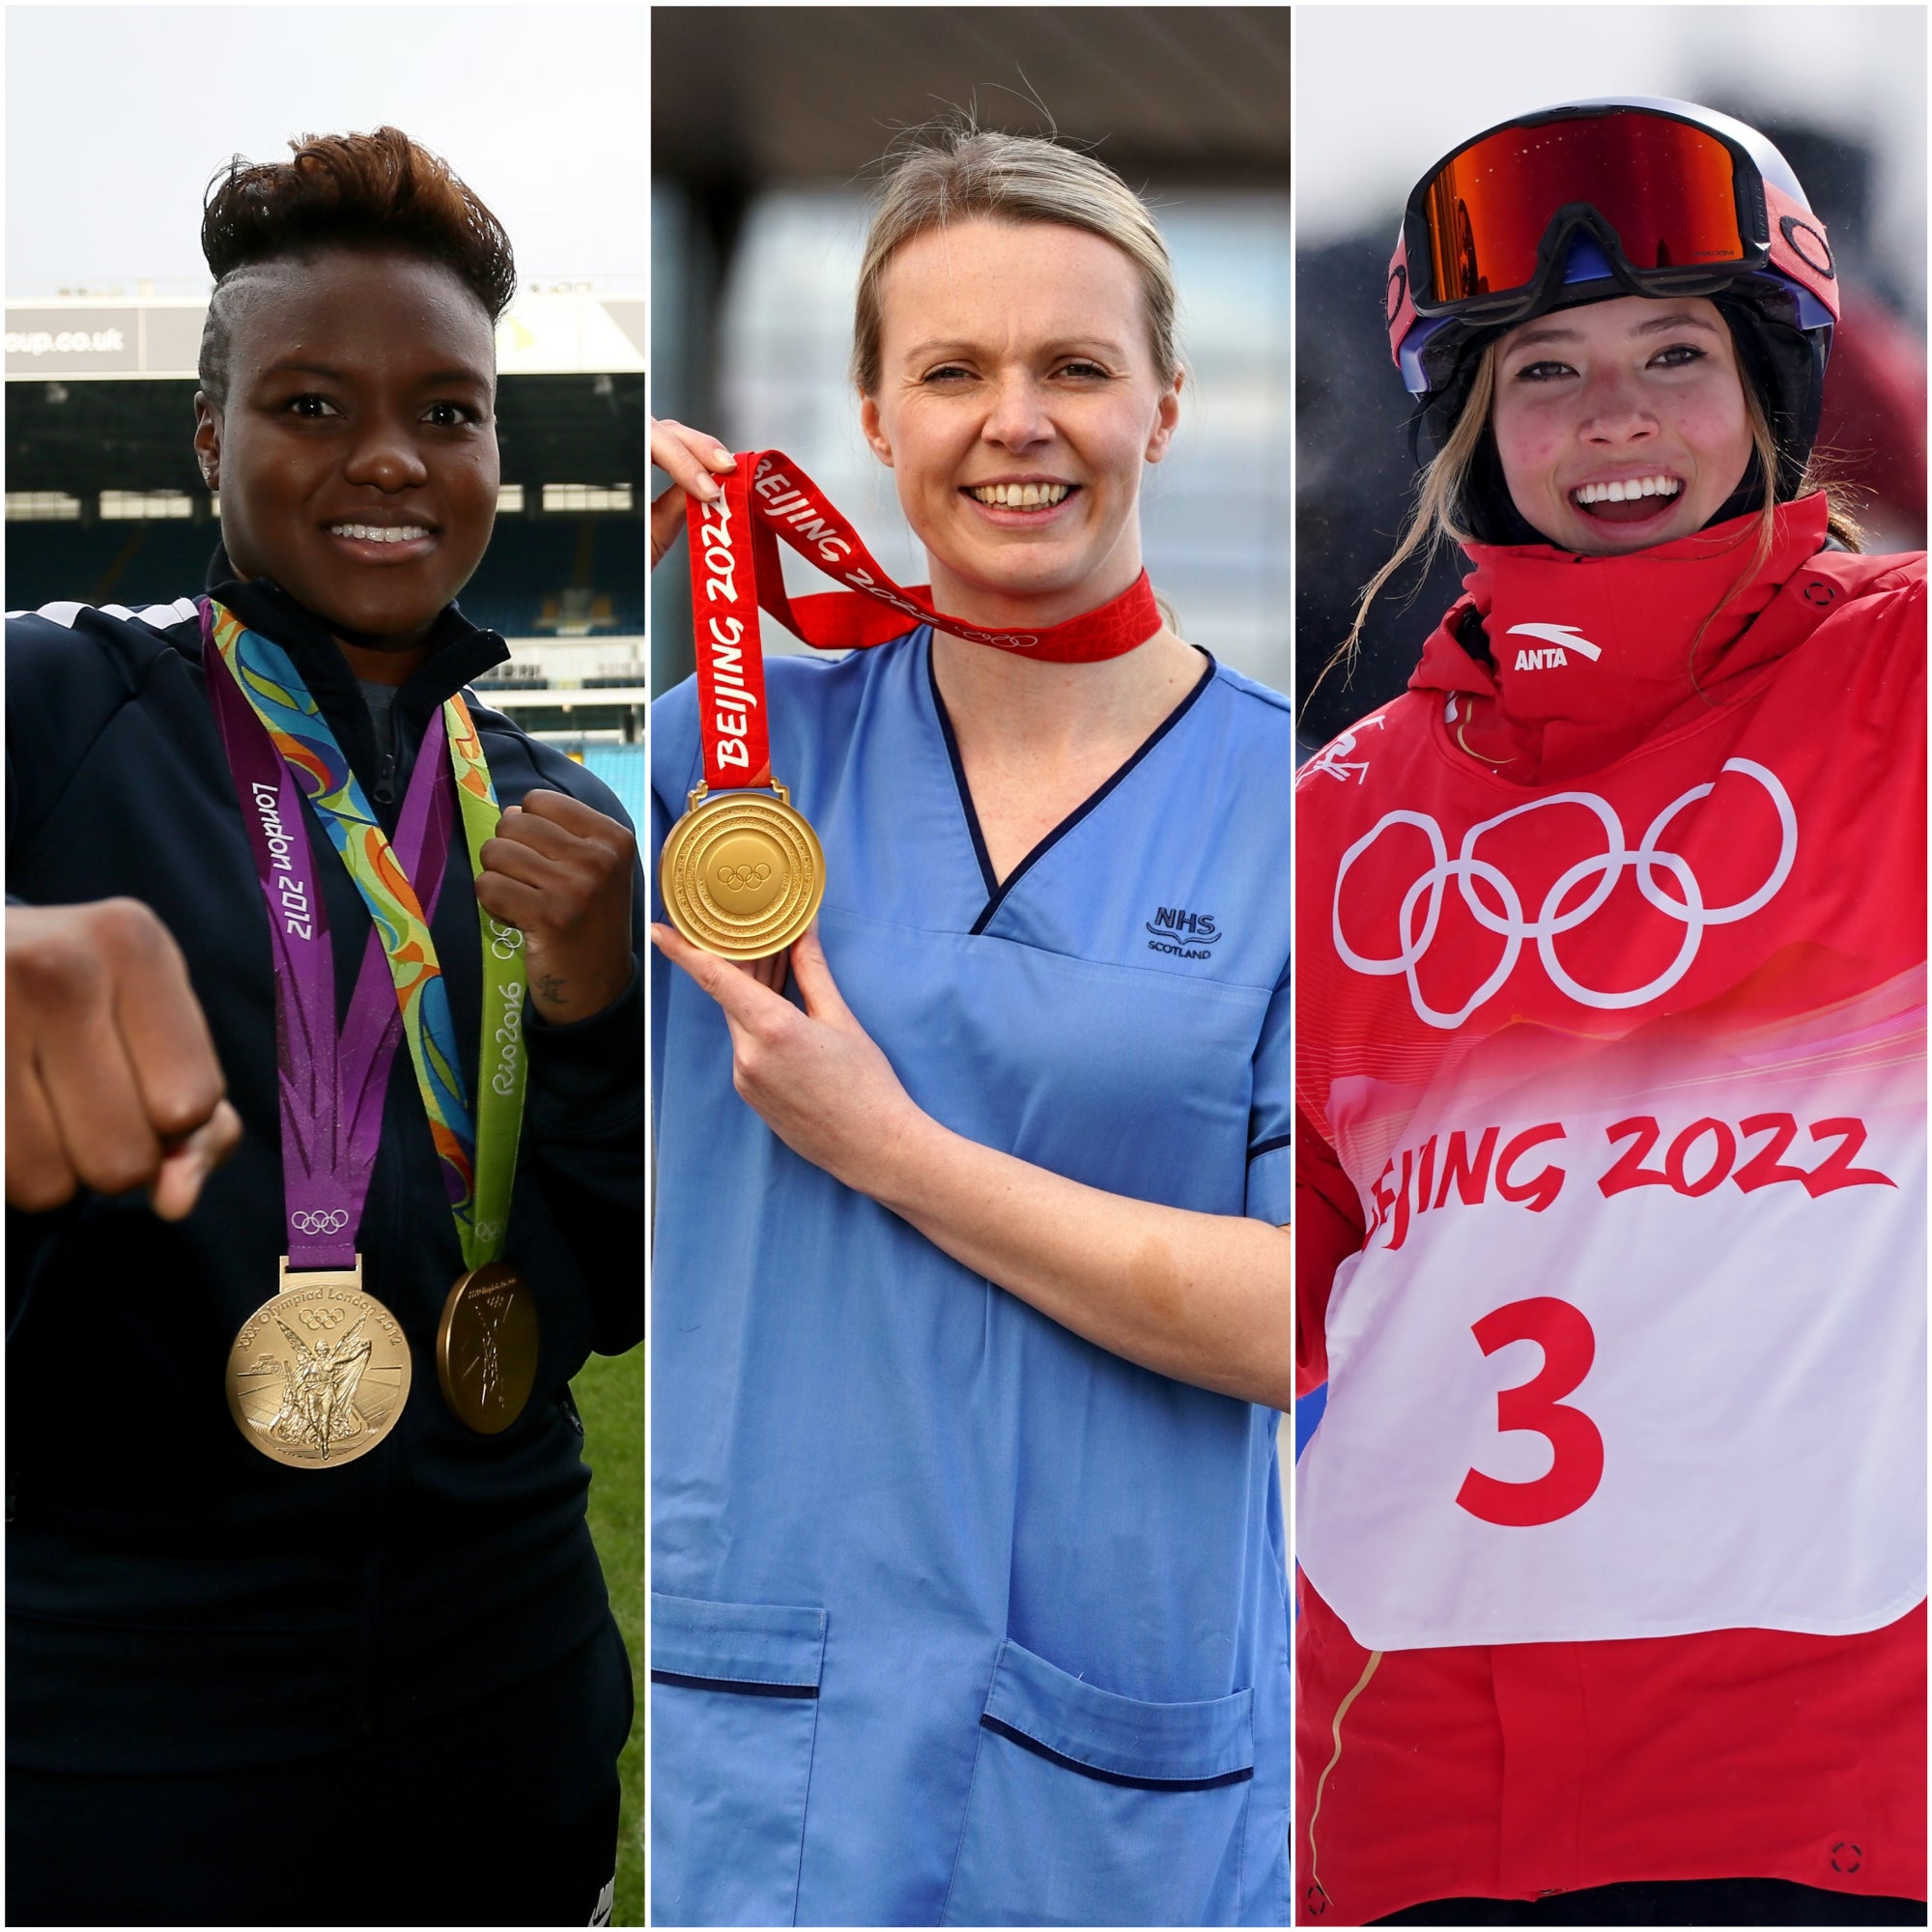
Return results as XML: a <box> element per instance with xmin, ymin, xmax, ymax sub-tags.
<box><xmin>648</xmin><ymin>1593</ymin><xmax>825</xmax><ymax>1929</ymax></box>
<box><xmin>940</xmin><ymin>1637</ymin><xmax>1255</xmax><ymax>1928</ymax></box>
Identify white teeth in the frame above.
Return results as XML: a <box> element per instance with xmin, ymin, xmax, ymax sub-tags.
<box><xmin>329</xmin><ymin>523</ymin><xmax>430</xmax><ymax>544</ymax></box>
<box><xmin>1572</xmin><ymin>475</ymin><xmax>1681</xmax><ymax>506</ymax></box>
<box><xmin>968</xmin><ymin>482</ymin><xmax>1071</xmax><ymax>509</ymax></box>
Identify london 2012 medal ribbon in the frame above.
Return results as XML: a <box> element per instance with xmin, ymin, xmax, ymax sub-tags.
<box><xmin>204</xmin><ymin>600</ymin><xmax>539</xmax><ymax>1449</ymax></box>
<box><xmin>661</xmin><ymin>451</ymin><xmax>1165</xmax><ymax>957</ymax></box>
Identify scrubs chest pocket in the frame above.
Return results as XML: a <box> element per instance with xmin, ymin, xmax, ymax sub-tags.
<box><xmin>941</xmin><ymin>1638</ymin><xmax>1255</xmax><ymax>1928</ymax></box>
<box><xmin>649</xmin><ymin>1593</ymin><xmax>825</xmax><ymax>1928</ymax></box>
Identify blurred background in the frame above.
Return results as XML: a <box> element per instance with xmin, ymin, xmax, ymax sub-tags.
<box><xmin>5</xmin><ymin>5</ymin><xmax>648</xmax><ymax>825</ymax></box>
<box><xmin>4</xmin><ymin>10</ymin><xmax>647</xmax><ymax>1919</ymax></box>
<box><xmin>651</xmin><ymin>5</ymin><xmax>1292</xmax><ymax>696</ymax></box>
<box><xmin>1294</xmin><ymin>4</ymin><xmax>1928</xmax><ymax>761</ymax></box>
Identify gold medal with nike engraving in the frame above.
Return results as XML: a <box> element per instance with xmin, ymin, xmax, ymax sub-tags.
<box><xmin>437</xmin><ymin>1262</ymin><xmax>540</xmax><ymax>1434</ymax></box>
<box><xmin>226</xmin><ymin>1258</ymin><xmax>412</xmax><ymax>1469</ymax></box>
<box><xmin>660</xmin><ymin>780</ymin><xmax>826</xmax><ymax>960</ymax></box>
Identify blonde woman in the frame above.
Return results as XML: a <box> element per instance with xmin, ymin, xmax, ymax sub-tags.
<box><xmin>648</xmin><ymin>128</ymin><xmax>1291</xmax><ymax>1926</ymax></box>
<box><xmin>6</xmin><ymin>131</ymin><xmax>641</xmax><ymax>1927</ymax></box>
<box><xmin>1295</xmin><ymin>99</ymin><xmax>1924</xmax><ymax>1925</ymax></box>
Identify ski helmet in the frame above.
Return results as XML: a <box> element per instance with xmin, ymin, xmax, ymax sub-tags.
<box><xmin>1385</xmin><ymin>98</ymin><xmax>1839</xmax><ymax>539</ymax></box>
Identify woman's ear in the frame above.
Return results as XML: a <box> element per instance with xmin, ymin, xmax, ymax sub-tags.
<box><xmin>1144</xmin><ymin>370</ymin><xmax>1183</xmax><ymax>466</ymax></box>
<box><xmin>859</xmin><ymin>396</ymin><xmax>894</xmax><ymax>469</ymax></box>
<box><xmin>192</xmin><ymin>393</ymin><xmax>221</xmax><ymax>492</ymax></box>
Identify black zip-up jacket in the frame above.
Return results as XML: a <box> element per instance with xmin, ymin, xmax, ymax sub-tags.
<box><xmin>6</xmin><ymin>567</ymin><xmax>644</xmax><ymax>1774</ymax></box>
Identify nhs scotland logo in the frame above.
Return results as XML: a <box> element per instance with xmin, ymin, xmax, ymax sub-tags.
<box><xmin>1146</xmin><ymin>906</ymin><xmax>1221</xmax><ymax>960</ymax></box>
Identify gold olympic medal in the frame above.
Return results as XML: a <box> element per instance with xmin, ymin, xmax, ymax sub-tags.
<box><xmin>659</xmin><ymin>781</ymin><xmax>826</xmax><ymax>960</ymax></box>
<box><xmin>226</xmin><ymin>1259</ymin><xmax>412</xmax><ymax>1469</ymax></box>
<box><xmin>437</xmin><ymin>1262</ymin><xmax>540</xmax><ymax>1435</ymax></box>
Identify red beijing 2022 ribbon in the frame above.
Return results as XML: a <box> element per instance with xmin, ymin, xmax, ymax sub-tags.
<box><xmin>686</xmin><ymin>450</ymin><xmax>1161</xmax><ymax>793</ymax></box>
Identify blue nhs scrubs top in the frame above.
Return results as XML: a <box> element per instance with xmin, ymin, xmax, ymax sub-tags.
<box><xmin>650</xmin><ymin>631</ymin><xmax>1292</xmax><ymax>1927</ymax></box>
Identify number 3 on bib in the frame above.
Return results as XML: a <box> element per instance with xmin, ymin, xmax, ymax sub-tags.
<box><xmin>1456</xmin><ymin>1296</ymin><xmax>1605</xmax><ymax>1527</ymax></box>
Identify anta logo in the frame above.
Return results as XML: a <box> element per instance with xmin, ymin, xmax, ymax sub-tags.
<box><xmin>1507</xmin><ymin>621</ymin><xmax>1603</xmax><ymax>669</ymax></box>
<box><xmin>1146</xmin><ymin>906</ymin><xmax>1220</xmax><ymax>959</ymax></box>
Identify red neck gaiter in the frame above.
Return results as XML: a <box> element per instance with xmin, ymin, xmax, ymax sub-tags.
<box><xmin>1410</xmin><ymin>495</ymin><xmax>1834</xmax><ymax>783</ymax></box>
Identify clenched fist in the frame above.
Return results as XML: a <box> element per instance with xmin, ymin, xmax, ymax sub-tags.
<box><xmin>8</xmin><ymin>898</ymin><xmax>242</xmax><ymax>1219</ymax></box>
<box><xmin>475</xmin><ymin>788</ymin><xmax>637</xmax><ymax>1023</ymax></box>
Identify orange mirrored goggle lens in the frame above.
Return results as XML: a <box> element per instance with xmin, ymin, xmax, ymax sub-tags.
<box><xmin>1422</xmin><ymin>115</ymin><xmax>1746</xmax><ymax>305</ymax></box>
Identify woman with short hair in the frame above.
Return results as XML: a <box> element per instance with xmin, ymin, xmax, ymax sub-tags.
<box><xmin>7</xmin><ymin>128</ymin><xmax>644</xmax><ymax>1926</ymax></box>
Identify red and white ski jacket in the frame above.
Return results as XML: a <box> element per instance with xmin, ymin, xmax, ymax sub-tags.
<box><xmin>1293</xmin><ymin>496</ymin><xmax>1926</xmax><ymax>1921</ymax></box>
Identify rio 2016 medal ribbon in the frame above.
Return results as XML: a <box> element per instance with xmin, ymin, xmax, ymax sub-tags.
<box><xmin>203</xmin><ymin>600</ymin><xmax>539</xmax><ymax>1447</ymax></box>
<box><xmin>661</xmin><ymin>451</ymin><xmax>1164</xmax><ymax>956</ymax></box>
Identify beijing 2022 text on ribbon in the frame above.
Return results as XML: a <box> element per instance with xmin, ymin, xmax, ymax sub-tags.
<box><xmin>660</xmin><ymin>450</ymin><xmax>1165</xmax><ymax>957</ymax></box>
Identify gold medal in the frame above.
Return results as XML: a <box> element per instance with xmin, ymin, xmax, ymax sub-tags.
<box><xmin>226</xmin><ymin>1258</ymin><xmax>411</xmax><ymax>1468</ymax></box>
<box><xmin>659</xmin><ymin>780</ymin><xmax>826</xmax><ymax>959</ymax></box>
<box><xmin>437</xmin><ymin>1263</ymin><xmax>540</xmax><ymax>1434</ymax></box>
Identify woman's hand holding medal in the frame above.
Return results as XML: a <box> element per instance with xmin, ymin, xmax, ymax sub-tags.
<box><xmin>649</xmin><ymin>919</ymin><xmax>916</xmax><ymax>1186</ymax></box>
<box><xmin>6</xmin><ymin>899</ymin><xmax>242</xmax><ymax>1219</ymax></box>
<box><xmin>477</xmin><ymin>790</ymin><xmax>639</xmax><ymax>1023</ymax></box>
<box><xmin>654</xmin><ymin>912</ymin><xmax>1292</xmax><ymax>1406</ymax></box>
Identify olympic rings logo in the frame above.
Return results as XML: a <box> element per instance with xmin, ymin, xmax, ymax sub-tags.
<box><xmin>290</xmin><ymin>1208</ymin><xmax>349</xmax><ymax>1236</ymax></box>
<box><xmin>473</xmin><ymin>1219</ymin><xmax>505</xmax><ymax>1247</ymax></box>
<box><xmin>298</xmin><ymin>1307</ymin><xmax>345</xmax><ymax>1331</ymax></box>
<box><xmin>716</xmin><ymin>862</ymin><xmax>772</xmax><ymax>893</ymax></box>
<box><xmin>1332</xmin><ymin>757</ymin><xmax>1797</xmax><ymax>1029</ymax></box>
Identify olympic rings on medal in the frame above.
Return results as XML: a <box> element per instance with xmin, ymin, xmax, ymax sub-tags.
<box><xmin>298</xmin><ymin>1306</ymin><xmax>346</xmax><ymax>1331</ymax></box>
<box><xmin>290</xmin><ymin>1208</ymin><xmax>350</xmax><ymax>1236</ymax></box>
<box><xmin>1333</xmin><ymin>758</ymin><xmax>1797</xmax><ymax>1029</ymax></box>
<box><xmin>716</xmin><ymin>862</ymin><xmax>773</xmax><ymax>893</ymax></box>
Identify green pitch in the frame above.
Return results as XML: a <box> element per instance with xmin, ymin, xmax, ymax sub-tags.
<box><xmin>575</xmin><ymin>1342</ymin><xmax>645</xmax><ymax>1926</ymax></box>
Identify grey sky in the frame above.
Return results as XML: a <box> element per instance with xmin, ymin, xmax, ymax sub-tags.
<box><xmin>1295</xmin><ymin>5</ymin><xmax>1925</xmax><ymax>308</ymax></box>
<box><xmin>7</xmin><ymin>4</ymin><xmax>645</xmax><ymax>291</ymax></box>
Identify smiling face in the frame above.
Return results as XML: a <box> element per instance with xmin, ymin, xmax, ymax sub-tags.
<box><xmin>193</xmin><ymin>247</ymin><xmax>499</xmax><ymax>663</ymax></box>
<box><xmin>858</xmin><ymin>217</ymin><xmax>1180</xmax><ymax>624</ymax></box>
<box><xmin>1489</xmin><ymin>295</ymin><xmax>1754</xmax><ymax>554</ymax></box>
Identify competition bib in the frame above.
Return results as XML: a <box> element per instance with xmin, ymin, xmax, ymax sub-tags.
<box><xmin>1296</xmin><ymin>1008</ymin><xmax>1927</xmax><ymax>1648</ymax></box>
<box><xmin>1296</xmin><ymin>720</ymin><xmax>1928</xmax><ymax>1648</ymax></box>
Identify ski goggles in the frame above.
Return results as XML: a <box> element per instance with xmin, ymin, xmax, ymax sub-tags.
<box><xmin>1386</xmin><ymin>103</ymin><xmax>1838</xmax><ymax>368</ymax></box>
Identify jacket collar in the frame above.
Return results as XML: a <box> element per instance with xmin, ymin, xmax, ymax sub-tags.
<box><xmin>1408</xmin><ymin>494</ymin><xmax>1833</xmax><ymax>783</ymax></box>
<box><xmin>199</xmin><ymin>543</ymin><xmax>511</xmax><ymax>808</ymax></box>
<box><xmin>201</xmin><ymin>541</ymin><xmax>510</xmax><ymax>719</ymax></box>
